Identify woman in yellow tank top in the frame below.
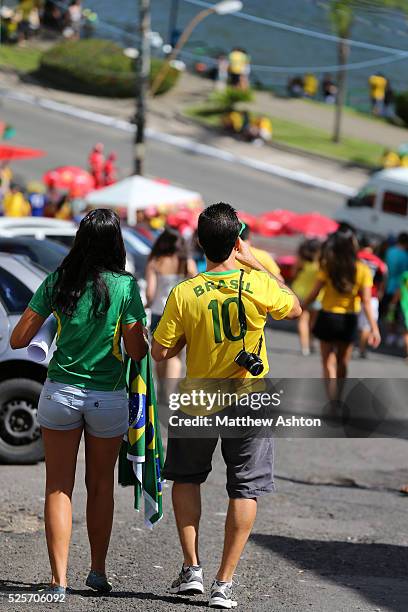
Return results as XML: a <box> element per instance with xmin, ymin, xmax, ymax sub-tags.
<box><xmin>303</xmin><ymin>230</ymin><xmax>381</xmax><ymax>397</ymax></box>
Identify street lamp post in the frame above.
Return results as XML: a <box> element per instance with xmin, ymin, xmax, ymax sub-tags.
<box><xmin>151</xmin><ymin>1</ymin><xmax>243</xmax><ymax>96</ymax></box>
<box><xmin>134</xmin><ymin>0</ymin><xmax>151</xmax><ymax>176</ymax></box>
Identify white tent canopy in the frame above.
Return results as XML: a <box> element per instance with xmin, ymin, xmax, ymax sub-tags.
<box><xmin>85</xmin><ymin>175</ymin><xmax>203</xmax><ymax>224</ymax></box>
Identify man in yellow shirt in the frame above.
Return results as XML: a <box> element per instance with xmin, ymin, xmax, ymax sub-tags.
<box><xmin>3</xmin><ymin>185</ymin><xmax>31</xmax><ymax>217</ymax></box>
<box><xmin>368</xmin><ymin>73</ymin><xmax>387</xmax><ymax>115</ymax></box>
<box><xmin>152</xmin><ymin>202</ymin><xmax>301</xmax><ymax>608</ymax></box>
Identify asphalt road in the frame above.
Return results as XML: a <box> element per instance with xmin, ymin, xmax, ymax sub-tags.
<box><xmin>1</xmin><ymin>327</ymin><xmax>408</xmax><ymax>612</ymax></box>
<box><xmin>0</xmin><ymin>97</ymin><xmax>343</xmax><ymax>218</ymax></box>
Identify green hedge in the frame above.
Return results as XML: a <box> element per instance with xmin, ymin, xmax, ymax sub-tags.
<box><xmin>395</xmin><ymin>91</ymin><xmax>408</xmax><ymax>126</ymax></box>
<box><xmin>38</xmin><ymin>39</ymin><xmax>180</xmax><ymax>98</ymax></box>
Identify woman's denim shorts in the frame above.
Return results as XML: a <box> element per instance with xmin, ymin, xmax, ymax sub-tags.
<box><xmin>37</xmin><ymin>379</ymin><xmax>129</xmax><ymax>438</ymax></box>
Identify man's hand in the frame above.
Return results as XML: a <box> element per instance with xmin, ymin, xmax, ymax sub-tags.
<box><xmin>235</xmin><ymin>238</ymin><xmax>262</xmax><ymax>269</ymax></box>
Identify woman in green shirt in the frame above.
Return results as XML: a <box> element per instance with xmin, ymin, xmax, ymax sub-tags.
<box><xmin>11</xmin><ymin>209</ymin><xmax>148</xmax><ymax>595</ymax></box>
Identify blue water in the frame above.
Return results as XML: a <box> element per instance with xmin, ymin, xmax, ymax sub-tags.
<box><xmin>85</xmin><ymin>0</ymin><xmax>408</xmax><ymax>105</ymax></box>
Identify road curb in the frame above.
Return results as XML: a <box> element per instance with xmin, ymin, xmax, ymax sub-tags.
<box><xmin>1</xmin><ymin>88</ymin><xmax>355</xmax><ymax>197</ymax></box>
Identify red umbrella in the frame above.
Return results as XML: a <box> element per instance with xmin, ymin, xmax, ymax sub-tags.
<box><xmin>285</xmin><ymin>212</ymin><xmax>338</xmax><ymax>237</ymax></box>
<box><xmin>237</xmin><ymin>211</ymin><xmax>259</xmax><ymax>232</ymax></box>
<box><xmin>257</xmin><ymin>210</ymin><xmax>300</xmax><ymax>236</ymax></box>
<box><xmin>43</xmin><ymin>166</ymin><xmax>95</xmax><ymax>196</ymax></box>
<box><xmin>0</xmin><ymin>144</ymin><xmax>46</xmax><ymax>161</ymax></box>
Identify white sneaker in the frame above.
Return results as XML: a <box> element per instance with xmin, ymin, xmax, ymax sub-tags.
<box><xmin>209</xmin><ymin>579</ymin><xmax>237</xmax><ymax>608</ymax></box>
<box><xmin>170</xmin><ymin>565</ymin><xmax>204</xmax><ymax>595</ymax></box>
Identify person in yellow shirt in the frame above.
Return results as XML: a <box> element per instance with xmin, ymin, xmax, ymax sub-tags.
<box><xmin>291</xmin><ymin>239</ymin><xmax>323</xmax><ymax>356</ymax></box>
<box><xmin>381</xmin><ymin>148</ymin><xmax>400</xmax><ymax>168</ymax></box>
<box><xmin>303</xmin><ymin>229</ymin><xmax>381</xmax><ymax>396</ymax></box>
<box><xmin>228</xmin><ymin>47</ymin><xmax>250</xmax><ymax>89</ymax></box>
<box><xmin>3</xmin><ymin>184</ymin><xmax>31</xmax><ymax>217</ymax></box>
<box><xmin>239</xmin><ymin>222</ymin><xmax>283</xmax><ymax>281</ymax></box>
<box><xmin>368</xmin><ymin>73</ymin><xmax>387</xmax><ymax>115</ymax></box>
<box><xmin>152</xmin><ymin>203</ymin><xmax>300</xmax><ymax>609</ymax></box>
<box><xmin>303</xmin><ymin>73</ymin><xmax>318</xmax><ymax>98</ymax></box>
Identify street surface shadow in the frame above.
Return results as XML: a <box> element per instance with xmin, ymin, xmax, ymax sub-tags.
<box><xmin>251</xmin><ymin>534</ymin><xmax>408</xmax><ymax>611</ymax></box>
<box><xmin>0</xmin><ymin>580</ymin><xmax>45</xmax><ymax>593</ymax></box>
<box><xmin>69</xmin><ymin>588</ymin><xmax>208</xmax><ymax>605</ymax></box>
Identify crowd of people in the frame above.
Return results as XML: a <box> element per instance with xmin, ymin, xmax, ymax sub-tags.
<box><xmin>222</xmin><ymin>110</ymin><xmax>273</xmax><ymax>145</ymax></box>
<box><xmin>287</xmin><ymin>73</ymin><xmax>338</xmax><ymax>103</ymax></box>
<box><xmin>292</xmin><ymin>230</ymin><xmax>408</xmax><ymax>372</ymax></box>
<box><xmin>0</xmin><ymin>0</ymin><xmax>96</xmax><ymax>44</ymax></box>
<box><xmin>0</xmin><ymin>143</ymin><xmax>118</xmax><ymax>219</ymax></box>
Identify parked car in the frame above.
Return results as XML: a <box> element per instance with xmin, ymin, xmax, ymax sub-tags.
<box><xmin>335</xmin><ymin>167</ymin><xmax>408</xmax><ymax>237</ymax></box>
<box><xmin>0</xmin><ymin>236</ymin><xmax>69</xmax><ymax>272</ymax></box>
<box><xmin>0</xmin><ymin>254</ymin><xmax>49</xmax><ymax>464</ymax></box>
<box><xmin>0</xmin><ymin>218</ymin><xmax>150</xmax><ymax>278</ymax></box>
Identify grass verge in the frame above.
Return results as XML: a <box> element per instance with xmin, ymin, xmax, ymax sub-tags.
<box><xmin>185</xmin><ymin>105</ymin><xmax>384</xmax><ymax>167</ymax></box>
<box><xmin>0</xmin><ymin>45</ymin><xmax>42</xmax><ymax>73</ymax></box>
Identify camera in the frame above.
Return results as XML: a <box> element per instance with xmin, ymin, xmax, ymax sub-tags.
<box><xmin>235</xmin><ymin>349</ymin><xmax>264</xmax><ymax>376</ymax></box>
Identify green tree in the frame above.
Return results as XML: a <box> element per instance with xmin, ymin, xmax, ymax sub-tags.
<box><xmin>329</xmin><ymin>0</ymin><xmax>408</xmax><ymax>143</ymax></box>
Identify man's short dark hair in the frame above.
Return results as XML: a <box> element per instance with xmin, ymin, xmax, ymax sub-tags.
<box><xmin>198</xmin><ymin>202</ymin><xmax>240</xmax><ymax>263</ymax></box>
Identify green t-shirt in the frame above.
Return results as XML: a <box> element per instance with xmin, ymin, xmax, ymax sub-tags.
<box><xmin>29</xmin><ymin>271</ymin><xmax>145</xmax><ymax>391</ymax></box>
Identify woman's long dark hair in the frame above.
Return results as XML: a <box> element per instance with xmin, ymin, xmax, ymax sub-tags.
<box><xmin>321</xmin><ymin>230</ymin><xmax>357</xmax><ymax>294</ymax></box>
<box><xmin>53</xmin><ymin>209</ymin><xmax>127</xmax><ymax>317</ymax></box>
<box><xmin>148</xmin><ymin>227</ymin><xmax>188</xmax><ymax>272</ymax></box>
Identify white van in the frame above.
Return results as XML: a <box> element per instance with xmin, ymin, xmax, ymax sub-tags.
<box><xmin>335</xmin><ymin>167</ymin><xmax>408</xmax><ymax>237</ymax></box>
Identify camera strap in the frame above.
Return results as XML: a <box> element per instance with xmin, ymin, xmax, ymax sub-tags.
<box><xmin>238</xmin><ymin>269</ymin><xmax>262</xmax><ymax>356</ymax></box>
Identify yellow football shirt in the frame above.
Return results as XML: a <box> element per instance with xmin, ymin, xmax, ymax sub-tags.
<box><xmin>240</xmin><ymin>247</ymin><xmax>281</xmax><ymax>277</ymax></box>
<box><xmin>153</xmin><ymin>269</ymin><xmax>294</xmax><ymax>379</ymax></box>
<box><xmin>317</xmin><ymin>261</ymin><xmax>372</xmax><ymax>314</ymax></box>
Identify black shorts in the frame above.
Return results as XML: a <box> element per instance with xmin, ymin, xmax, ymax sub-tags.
<box><xmin>163</xmin><ymin>435</ymin><xmax>275</xmax><ymax>499</ymax></box>
<box><xmin>313</xmin><ymin>310</ymin><xmax>358</xmax><ymax>344</ymax></box>
<box><xmin>229</xmin><ymin>73</ymin><xmax>241</xmax><ymax>86</ymax></box>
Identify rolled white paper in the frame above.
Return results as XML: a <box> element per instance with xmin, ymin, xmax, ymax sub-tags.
<box><xmin>27</xmin><ymin>315</ymin><xmax>57</xmax><ymax>363</ymax></box>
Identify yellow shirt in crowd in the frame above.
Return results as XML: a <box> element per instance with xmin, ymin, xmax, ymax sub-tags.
<box><xmin>3</xmin><ymin>191</ymin><xmax>31</xmax><ymax>217</ymax></box>
<box><xmin>303</xmin><ymin>73</ymin><xmax>318</xmax><ymax>97</ymax></box>
<box><xmin>292</xmin><ymin>260</ymin><xmax>322</xmax><ymax>301</ymax></box>
<box><xmin>240</xmin><ymin>246</ymin><xmax>281</xmax><ymax>277</ymax></box>
<box><xmin>154</xmin><ymin>269</ymin><xmax>294</xmax><ymax>379</ymax></box>
<box><xmin>228</xmin><ymin>50</ymin><xmax>247</xmax><ymax>75</ymax></box>
<box><xmin>317</xmin><ymin>261</ymin><xmax>372</xmax><ymax>314</ymax></box>
<box><xmin>369</xmin><ymin>75</ymin><xmax>387</xmax><ymax>100</ymax></box>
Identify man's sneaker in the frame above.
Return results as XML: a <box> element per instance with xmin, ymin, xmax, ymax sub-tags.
<box><xmin>170</xmin><ymin>565</ymin><xmax>204</xmax><ymax>595</ymax></box>
<box><xmin>209</xmin><ymin>580</ymin><xmax>237</xmax><ymax>609</ymax></box>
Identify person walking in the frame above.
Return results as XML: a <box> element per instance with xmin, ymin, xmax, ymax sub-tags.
<box><xmin>10</xmin><ymin>209</ymin><xmax>148</xmax><ymax>595</ymax></box>
<box><xmin>291</xmin><ymin>239</ymin><xmax>322</xmax><ymax>356</ymax></box>
<box><xmin>303</xmin><ymin>230</ymin><xmax>380</xmax><ymax>399</ymax></box>
<box><xmin>152</xmin><ymin>203</ymin><xmax>301</xmax><ymax>609</ymax></box>
<box><xmin>357</xmin><ymin>236</ymin><xmax>387</xmax><ymax>358</ymax></box>
<box><xmin>145</xmin><ymin>228</ymin><xmax>196</xmax><ymax>398</ymax></box>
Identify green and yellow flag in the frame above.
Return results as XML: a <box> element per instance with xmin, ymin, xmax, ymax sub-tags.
<box><xmin>118</xmin><ymin>352</ymin><xmax>164</xmax><ymax>528</ymax></box>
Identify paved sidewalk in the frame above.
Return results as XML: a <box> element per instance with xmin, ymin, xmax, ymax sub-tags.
<box><xmin>1</xmin><ymin>70</ymin><xmax>373</xmax><ymax>193</ymax></box>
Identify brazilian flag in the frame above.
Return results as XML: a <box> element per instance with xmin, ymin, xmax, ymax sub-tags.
<box><xmin>118</xmin><ymin>351</ymin><xmax>164</xmax><ymax>528</ymax></box>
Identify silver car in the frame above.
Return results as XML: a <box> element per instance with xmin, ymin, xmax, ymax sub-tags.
<box><xmin>0</xmin><ymin>254</ymin><xmax>48</xmax><ymax>464</ymax></box>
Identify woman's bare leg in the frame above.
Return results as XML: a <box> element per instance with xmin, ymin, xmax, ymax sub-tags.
<box><xmin>42</xmin><ymin>426</ymin><xmax>83</xmax><ymax>588</ymax></box>
<box><xmin>84</xmin><ymin>432</ymin><xmax>123</xmax><ymax>574</ymax></box>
